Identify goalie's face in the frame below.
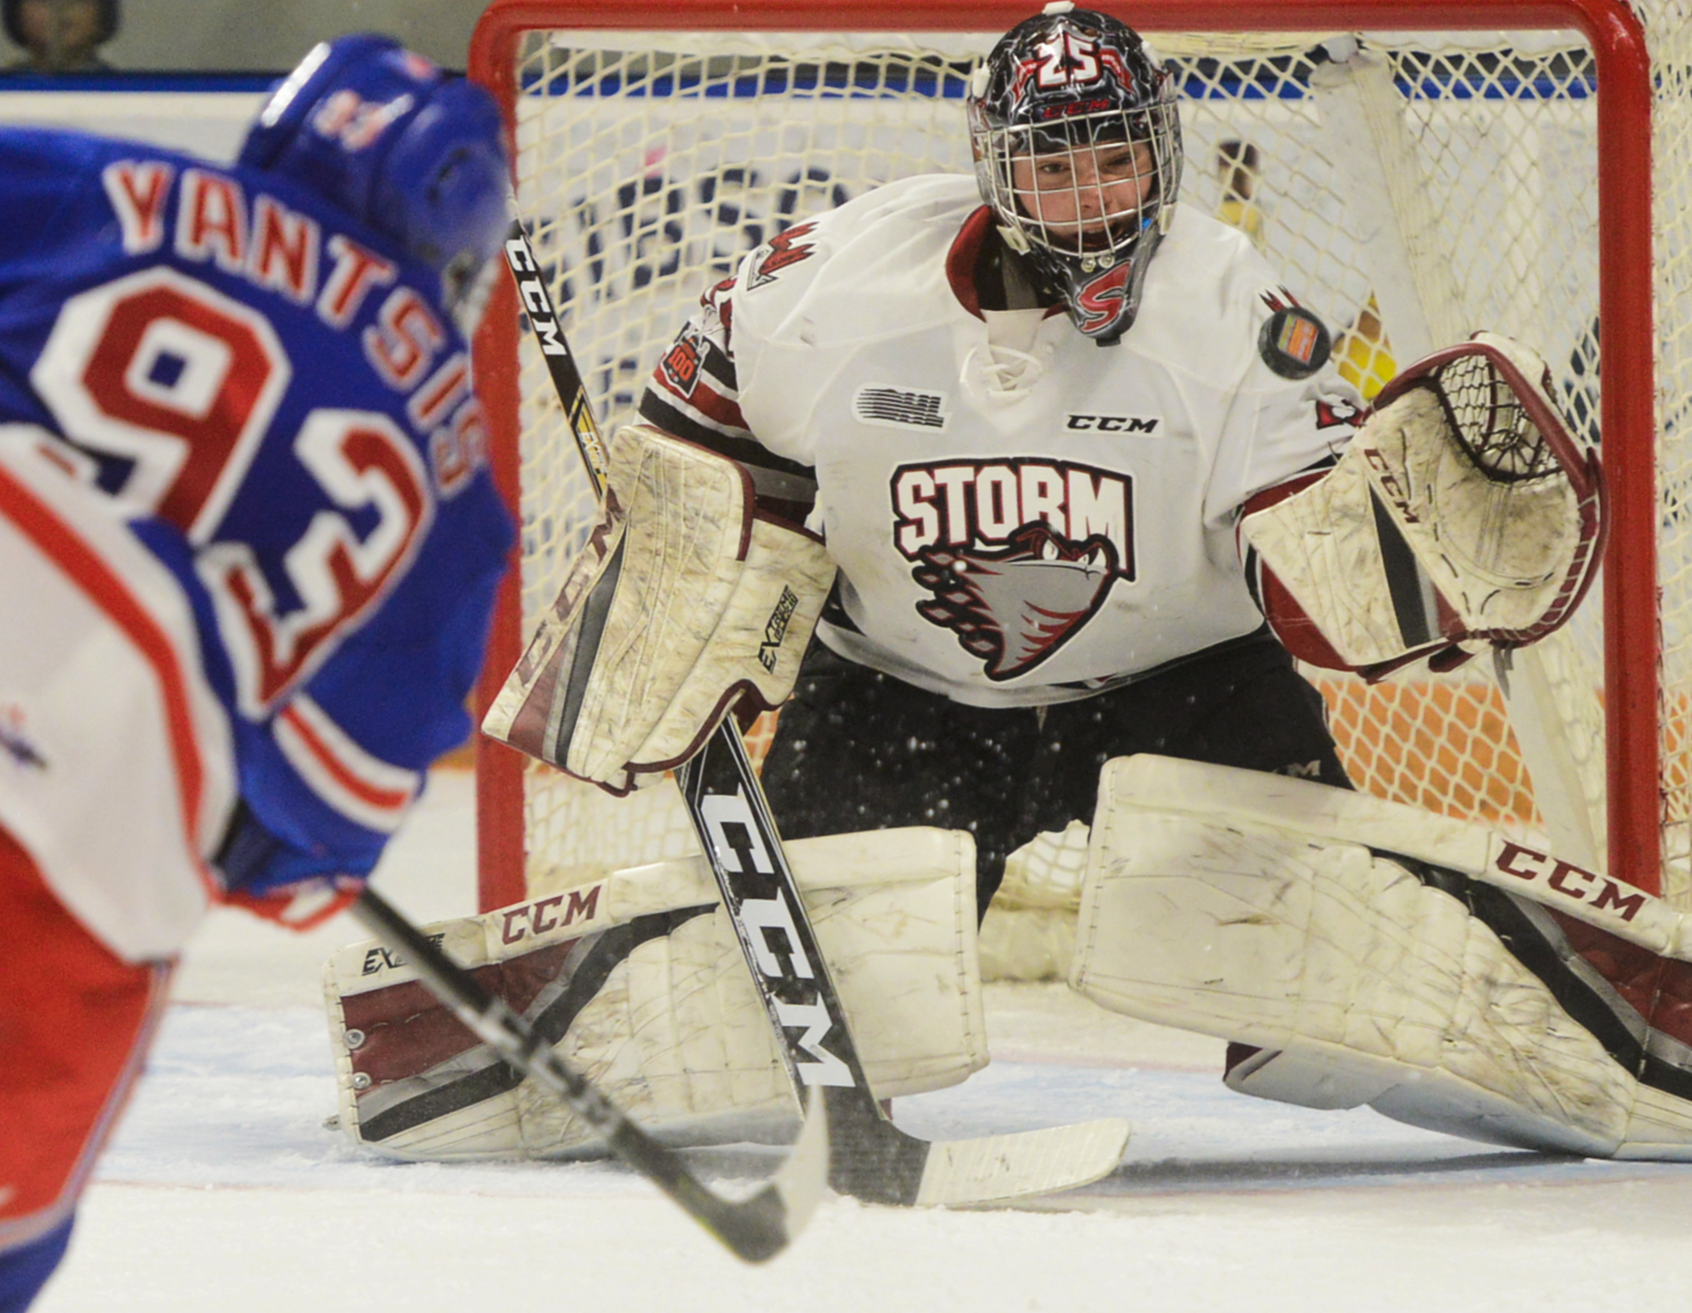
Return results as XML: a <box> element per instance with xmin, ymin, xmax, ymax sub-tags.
<box><xmin>1010</xmin><ymin>139</ymin><xmax>1158</xmax><ymax>251</ymax></box>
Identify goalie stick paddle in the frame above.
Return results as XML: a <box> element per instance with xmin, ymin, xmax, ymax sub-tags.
<box><xmin>351</xmin><ymin>887</ymin><xmax>826</xmax><ymax>1262</ymax></box>
<box><xmin>501</xmin><ymin>219</ymin><xmax>1132</xmax><ymax>1206</ymax></box>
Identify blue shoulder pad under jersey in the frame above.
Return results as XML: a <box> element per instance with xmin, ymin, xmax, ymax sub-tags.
<box><xmin>0</xmin><ymin>126</ymin><xmax>514</xmax><ymax>893</ymax></box>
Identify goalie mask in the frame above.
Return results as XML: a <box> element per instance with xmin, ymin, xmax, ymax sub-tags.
<box><xmin>967</xmin><ymin>3</ymin><xmax>1182</xmax><ymax>343</ymax></box>
<box><xmin>239</xmin><ymin>34</ymin><xmax>510</xmax><ymax>329</ymax></box>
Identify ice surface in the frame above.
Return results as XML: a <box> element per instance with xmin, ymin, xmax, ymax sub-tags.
<box><xmin>32</xmin><ymin>770</ymin><xmax>1692</xmax><ymax>1312</ymax></box>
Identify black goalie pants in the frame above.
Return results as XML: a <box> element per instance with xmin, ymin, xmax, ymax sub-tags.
<box><xmin>759</xmin><ymin>631</ymin><xmax>1351</xmax><ymax>916</ymax></box>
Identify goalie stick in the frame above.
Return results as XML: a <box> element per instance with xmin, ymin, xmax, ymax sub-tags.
<box><xmin>351</xmin><ymin>887</ymin><xmax>826</xmax><ymax>1262</ymax></box>
<box><xmin>502</xmin><ymin>220</ymin><xmax>1132</xmax><ymax>1205</ymax></box>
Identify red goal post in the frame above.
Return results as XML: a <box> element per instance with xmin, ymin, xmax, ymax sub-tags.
<box><xmin>467</xmin><ymin>0</ymin><xmax>1670</xmax><ymax>915</ymax></box>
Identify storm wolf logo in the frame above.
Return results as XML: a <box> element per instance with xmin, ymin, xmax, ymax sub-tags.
<box><xmin>913</xmin><ymin>522</ymin><xmax>1119</xmax><ymax>679</ymax></box>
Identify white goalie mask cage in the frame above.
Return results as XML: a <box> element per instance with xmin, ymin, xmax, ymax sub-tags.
<box><xmin>969</xmin><ymin>100</ymin><xmax>1182</xmax><ymax>252</ymax></box>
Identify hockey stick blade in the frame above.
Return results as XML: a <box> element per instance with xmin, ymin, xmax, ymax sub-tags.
<box><xmin>825</xmin><ymin>1085</ymin><xmax>1129</xmax><ymax>1206</ymax></box>
<box><xmin>500</xmin><ymin>218</ymin><xmax>1129</xmax><ymax>1206</ymax></box>
<box><xmin>351</xmin><ymin>888</ymin><xmax>827</xmax><ymax>1262</ymax></box>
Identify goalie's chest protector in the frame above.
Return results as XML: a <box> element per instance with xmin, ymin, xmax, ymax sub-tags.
<box><xmin>733</xmin><ymin>177</ymin><xmax>1338</xmax><ymax>707</ymax></box>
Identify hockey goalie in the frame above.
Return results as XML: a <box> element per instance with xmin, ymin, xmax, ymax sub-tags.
<box><xmin>321</xmin><ymin>4</ymin><xmax>1683</xmax><ymax>1168</ymax></box>
<box><xmin>1060</xmin><ymin>335</ymin><xmax>1690</xmax><ymax>1159</ymax></box>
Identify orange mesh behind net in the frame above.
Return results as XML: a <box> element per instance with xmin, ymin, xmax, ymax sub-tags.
<box><xmin>1314</xmin><ymin>677</ymin><xmax>1539</xmax><ymax>828</ymax></box>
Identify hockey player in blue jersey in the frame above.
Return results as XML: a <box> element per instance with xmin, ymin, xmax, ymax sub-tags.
<box><xmin>0</xmin><ymin>35</ymin><xmax>514</xmax><ymax>1310</ymax></box>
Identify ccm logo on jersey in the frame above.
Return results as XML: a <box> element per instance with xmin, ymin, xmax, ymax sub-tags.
<box><xmin>892</xmin><ymin>458</ymin><xmax>1133</xmax><ymax>679</ymax></box>
<box><xmin>1066</xmin><ymin>413</ymin><xmax>1158</xmax><ymax>433</ymax></box>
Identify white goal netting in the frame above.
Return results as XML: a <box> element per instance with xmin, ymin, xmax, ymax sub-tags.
<box><xmin>471</xmin><ymin>5</ymin><xmax>1692</xmax><ymax>962</ymax></box>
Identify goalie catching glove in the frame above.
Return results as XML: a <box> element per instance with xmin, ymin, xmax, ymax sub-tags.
<box><xmin>324</xmin><ymin>827</ymin><xmax>984</xmax><ymax>1160</ymax></box>
<box><xmin>1071</xmin><ymin>756</ymin><xmax>1692</xmax><ymax>1159</ymax></box>
<box><xmin>1241</xmin><ymin>332</ymin><xmax>1605</xmax><ymax>680</ymax></box>
<box><xmin>482</xmin><ymin>424</ymin><xmax>836</xmax><ymax>793</ymax></box>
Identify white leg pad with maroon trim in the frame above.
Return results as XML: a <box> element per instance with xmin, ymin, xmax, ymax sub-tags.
<box><xmin>482</xmin><ymin>424</ymin><xmax>835</xmax><ymax>794</ymax></box>
<box><xmin>325</xmin><ymin>825</ymin><xmax>983</xmax><ymax>1160</ymax></box>
<box><xmin>1069</xmin><ymin>755</ymin><xmax>1692</xmax><ymax>1159</ymax></box>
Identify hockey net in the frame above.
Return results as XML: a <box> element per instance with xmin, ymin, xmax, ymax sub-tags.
<box><xmin>467</xmin><ymin>0</ymin><xmax>1692</xmax><ymax>973</ymax></box>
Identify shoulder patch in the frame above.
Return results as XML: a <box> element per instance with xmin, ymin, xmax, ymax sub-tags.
<box><xmin>1259</xmin><ymin>305</ymin><xmax>1332</xmax><ymax>379</ymax></box>
<box><xmin>659</xmin><ymin>328</ymin><xmax>706</xmax><ymax>397</ymax></box>
<box><xmin>746</xmin><ymin>221</ymin><xmax>819</xmax><ymax>291</ymax></box>
<box><xmin>1316</xmin><ymin>396</ymin><xmax>1366</xmax><ymax>430</ymax></box>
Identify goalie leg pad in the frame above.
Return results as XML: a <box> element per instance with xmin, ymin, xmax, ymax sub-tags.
<box><xmin>325</xmin><ymin>826</ymin><xmax>985</xmax><ymax>1160</ymax></box>
<box><xmin>1069</xmin><ymin>755</ymin><xmax>1692</xmax><ymax>1159</ymax></box>
<box><xmin>482</xmin><ymin>424</ymin><xmax>836</xmax><ymax>793</ymax></box>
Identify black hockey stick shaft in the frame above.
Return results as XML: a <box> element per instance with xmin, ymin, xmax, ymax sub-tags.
<box><xmin>504</xmin><ymin>224</ymin><xmax>612</xmax><ymax>498</ymax></box>
<box><xmin>350</xmin><ymin>886</ymin><xmax>821</xmax><ymax>1261</ymax></box>
<box><xmin>502</xmin><ymin>220</ymin><xmax>1130</xmax><ymax>1206</ymax></box>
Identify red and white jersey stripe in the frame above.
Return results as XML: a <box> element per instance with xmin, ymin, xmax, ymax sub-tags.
<box><xmin>274</xmin><ymin>693</ymin><xmax>420</xmax><ymax>834</ymax></box>
<box><xmin>638</xmin><ymin>279</ymin><xmax>819</xmax><ymax>527</ymax></box>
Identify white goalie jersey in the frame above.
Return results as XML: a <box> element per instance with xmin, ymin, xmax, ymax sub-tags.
<box><xmin>641</xmin><ymin>173</ymin><xmax>1364</xmax><ymax>708</ymax></box>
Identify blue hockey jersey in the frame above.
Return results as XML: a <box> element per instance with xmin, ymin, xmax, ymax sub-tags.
<box><xmin>0</xmin><ymin>126</ymin><xmax>513</xmax><ymax>898</ymax></box>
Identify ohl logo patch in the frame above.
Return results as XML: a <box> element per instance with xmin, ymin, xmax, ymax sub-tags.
<box><xmin>891</xmin><ymin>458</ymin><xmax>1134</xmax><ymax>680</ymax></box>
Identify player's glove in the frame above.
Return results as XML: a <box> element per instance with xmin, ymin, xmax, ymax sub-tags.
<box><xmin>483</xmin><ymin>425</ymin><xmax>835</xmax><ymax>794</ymax></box>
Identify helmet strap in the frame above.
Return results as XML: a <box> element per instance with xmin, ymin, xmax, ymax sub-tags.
<box><xmin>978</xmin><ymin>227</ymin><xmax>1063</xmax><ymax>313</ymax></box>
<box><xmin>995</xmin><ymin>220</ymin><xmax>1032</xmax><ymax>255</ymax></box>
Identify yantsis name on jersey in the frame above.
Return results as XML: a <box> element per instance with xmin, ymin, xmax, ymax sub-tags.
<box><xmin>0</xmin><ymin>128</ymin><xmax>512</xmax><ymax>950</ymax></box>
<box><xmin>641</xmin><ymin>173</ymin><xmax>1360</xmax><ymax>709</ymax></box>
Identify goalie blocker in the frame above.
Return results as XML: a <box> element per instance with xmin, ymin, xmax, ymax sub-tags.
<box><xmin>1240</xmin><ymin>332</ymin><xmax>1605</xmax><ymax>680</ymax></box>
<box><xmin>481</xmin><ymin>423</ymin><xmax>835</xmax><ymax>794</ymax></box>
<box><xmin>1071</xmin><ymin>755</ymin><xmax>1692</xmax><ymax>1160</ymax></box>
